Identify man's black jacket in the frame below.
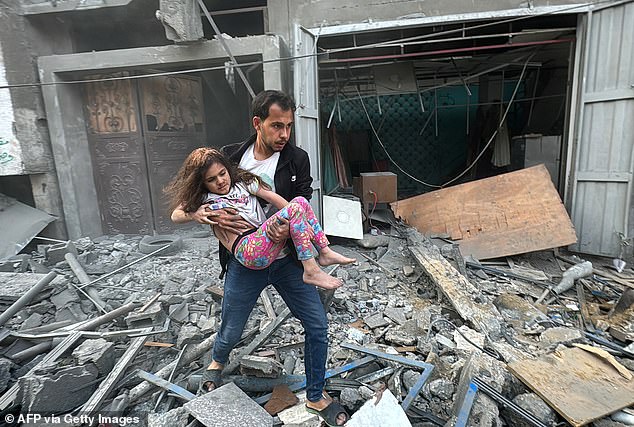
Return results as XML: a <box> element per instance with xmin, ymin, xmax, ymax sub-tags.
<box><xmin>221</xmin><ymin>134</ymin><xmax>313</xmax><ymax>202</ymax></box>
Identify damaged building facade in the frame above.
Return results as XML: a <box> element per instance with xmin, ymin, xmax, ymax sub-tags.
<box><xmin>0</xmin><ymin>0</ymin><xmax>633</xmax><ymax>259</ymax></box>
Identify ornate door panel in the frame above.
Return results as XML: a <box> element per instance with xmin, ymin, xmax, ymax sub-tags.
<box><xmin>84</xmin><ymin>77</ymin><xmax>154</xmax><ymax>234</ymax></box>
<box><xmin>140</xmin><ymin>75</ymin><xmax>206</xmax><ymax>232</ymax></box>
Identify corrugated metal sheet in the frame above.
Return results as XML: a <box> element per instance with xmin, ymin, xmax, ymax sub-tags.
<box><xmin>571</xmin><ymin>1</ymin><xmax>634</xmax><ymax>256</ymax></box>
<box><xmin>294</xmin><ymin>25</ymin><xmax>322</xmax><ymax>217</ymax></box>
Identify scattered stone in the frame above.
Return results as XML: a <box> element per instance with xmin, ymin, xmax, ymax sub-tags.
<box><xmin>403</xmin><ymin>266</ymin><xmax>415</xmax><ymax>276</ymax></box>
<box><xmin>19</xmin><ymin>313</ymin><xmax>43</xmax><ymax>330</ymax></box>
<box><xmin>364</xmin><ymin>313</ymin><xmax>389</xmax><ymax>329</ymax></box>
<box><xmin>184</xmin><ymin>382</ymin><xmax>273</xmax><ymax>427</ymax></box>
<box><xmin>385</xmin><ymin>319</ymin><xmax>421</xmax><ymax>346</ymax></box>
<box><xmin>240</xmin><ymin>355</ymin><xmax>284</xmax><ymax>378</ymax></box>
<box><xmin>500</xmin><ymin>393</ymin><xmax>557</xmax><ymax>427</ymax></box>
<box><xmin>177</xmin><ymin>324</ymin><xmax>203</xmax><ymax>348</ymax></box>
<box><xmin>125</xmin><ymin>301</ymin><xmax>166</xmax><ymax>328</ymax></box>
<box><xmin>356</xmin><ymin>234</ymin><xmax>391</xmax><ymax>249</ymax></box>
<box><xmin>17</xmin><ymin>364</ymin><xmax>99</xmax><ymax>414</ymax></box>
<box><xmin>384</xmin><ymin>307</ymin><xmax>407</xmax><ymax>325</ymax></box>
<box><xmin>148</xmin><ymin>406</ymin><xmax>191</xmax><ymax>427</ymax></box>
<box><xmin>72</xmin><ymin>338</ymin><xmax>115</xmax><ymax>376</ymax></box>
<box><xmin>539</xmin><ymin>327</ymin><xmax>582</xmax><ymax>347</ymax></box>
<box><xmin>0</xmin><ymin>358</ymin><xmax>15</xmax><ymax>391</ymax></box>
<box><xmin>340</xmin><ymin>387</ymin><xmax>363</xmax><ymax>409</ymax></box>
<box><xmin>427</xmin><ymin>378</ymin><xmax>454</xmax><ymax>400</ymax></box>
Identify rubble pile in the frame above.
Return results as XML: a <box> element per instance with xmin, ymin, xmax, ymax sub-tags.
<box><xmin>0</xmin><ymin>224</ymin><xmax>633</xmax><ymax>426</ymax></box>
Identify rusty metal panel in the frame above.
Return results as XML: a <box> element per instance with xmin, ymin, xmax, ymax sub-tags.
<box><xmin>570</xmin><ymin>1</ymin><xmax>634</xmax><ymax>256</ymax></box>
<box><xmin>84</xmin><ymin>76</ymin><xmax>138</xmax><ymax>134</ymax></box>
<box><xmin>140</xmin><ymin>75</ymin><xmax>204</xmax><ymax>133</ymax></box>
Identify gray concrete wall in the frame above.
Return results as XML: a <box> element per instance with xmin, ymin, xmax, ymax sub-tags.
<box><xmin>269</xmin><ymin>0</ymin><xmax>593</xmax><ymax>42</ymax></box>
<box><xmin>0</xmin><ymin>5</ymin><xmax>74</xmax><ymax>238</ymax></box>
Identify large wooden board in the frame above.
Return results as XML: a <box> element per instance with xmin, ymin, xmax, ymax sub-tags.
<box><xmin>391</xmin><ymin>165</ymin><xmax>577</xmax><ymax>259</ymax></box>
<box><xmin>508</xmin><ymin>347</ymin><xmax>634</xmax><ymax>426</ymax></box>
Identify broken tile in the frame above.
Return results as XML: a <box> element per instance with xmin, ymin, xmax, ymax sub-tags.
<box><xmin>72</xmin><ymin>338</ymin><xmax>115</xmax><ymax>376</ymax></box>
<box><xmin>346</xmin><ymin>389</ymin><xmax>412</xmax><ymax>427</ymax></box>
<box><xmin>183</xmin><ymin>382</ymin><xmax>273</xmax><ymax>427</ymax></box>
<box><xmin>263</xmin><ymin>384</ymin><xmax>299</xmax><ymax>415</ymax></box>
<box><xmin>364</xmin><ymin>313</ymin><xmax>389</xmax><ymax>329</ymax></box>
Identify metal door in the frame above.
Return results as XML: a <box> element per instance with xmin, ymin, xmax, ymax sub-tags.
<box><xmin>84</xmin><ymin>75</ymin><xmax>154</xmax><ymax>235</ymax></box>
<box><xmin>294</xmin><ymin>25</ymin><xmax>322</xmax><ymax>218</ymax></box>
<box><xmin>569</xmin><ymin>1</ymin><xmax>634</xmax><ymax>256</ymax></box>
<box><xmin>139</xmin><ymin>75</ymin><xmax>206</xmax><ymax>232</ymax></box>
<box><xmin>84</xmin><ymin>74</ymin><xmax>206</xmax><ymax>234</ymax></box>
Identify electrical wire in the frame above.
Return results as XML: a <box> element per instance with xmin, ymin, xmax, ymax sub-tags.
<box><xmin>0</xmin><ymin>0</ymin><xmax>611</xmax><ymax>90</ymax></box>
<box><xmin>353</xmin><ymin>52</ymin><xmax>532</xmax><ymax>189</ymax></box>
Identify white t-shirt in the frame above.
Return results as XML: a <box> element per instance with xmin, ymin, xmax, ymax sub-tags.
<box><xmin>203</xmin><ymin>181</ymin><xmax>266</xmax><ymax>228</ymax></box>
<box><xmin>239</xmin><ymin>144</ymin><xmax>279</xmax><ymax>216</ymax></box>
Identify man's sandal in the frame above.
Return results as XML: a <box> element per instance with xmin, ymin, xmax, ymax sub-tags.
<box><xmin>305</xmin><ymin>401</ymin><xmax>349</xmax><ymax>427</ymax></box>
<box><xmin>197</xmin><ymin>369</ymin><xmax>223</xmax><ymax>395</ymax></box>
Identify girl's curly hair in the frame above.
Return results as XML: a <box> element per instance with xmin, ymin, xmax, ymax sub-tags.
<box><xmin>164</xmin><ymin>147</ymin><xmax>266</xmax><ymax>214</ymax></box>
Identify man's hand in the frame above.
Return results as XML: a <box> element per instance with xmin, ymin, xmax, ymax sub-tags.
<box><xmin>189</xmin><ymin>204</ymin><xmax>217</xmax><ymax>225</ymax></box>
<box><xmin>209</xmin><ymin>207</ymin><xmax>253</xmax><ymax>235</ymax></box>
<box><xmin>266</xmin><ymin>217</ymin><xmax>290</xmax><ymax>243</ymax></box>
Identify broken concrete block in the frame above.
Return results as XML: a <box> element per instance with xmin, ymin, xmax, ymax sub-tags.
<box><xmin>355</xmin><ymin>234</ymin><xmax>391</xmax><ymax>249</ymax></box>
<box><xmin>54</xmin><ymin>303</ymin><xmax>88</xmax><ymax>323</ymax></box>
<box><xmin>46</xmin><ymin>241</ymin><xmax>77</xmax><ymax>265</ymax></box>
<box><xmin>494</xmin><ymin>293</ymin><xmax>548</xmax><ymax>328</ymax></box>
<box><xmin>168</xmin><ymin>302</ymin><xmax>190</xmax><ymax>323</ymax></box>
<box><xmin>340</xmin><ymin>387</ymin><xmax>363</xmax><ymax>409</ymax></box>
<box><xmin>263</xmin><ymin>384</ymin><xmax>299</xmax><ymax>415</ymax></box>
<box><xmin>72</xmin><ymin>338</ymin><xmax>115</xmax><ymax>376</ymax></box>
<box><xmin>539</xmin><ymin>326</ymin><xmax>582</xmax><ymax>347</ymax></box>
<box><xmin>197</xmin><ymin>316</ymin><xmax>216</xmax><ymax>334</ymax></box>
<box><xmin>402</xmin><ymin>265</ymin><xmax>415</xmax><ymax>276</ymax></box>
<box><xmin>427</xmin><ymin>378</ymin><xmax>454</xmax><ymax>400</ymax></box>
<box><xmin>125</xmin><ymin>301</ymin><xmax>166</xmax><ymax>328</ymax></box>
<box><xmin>385</xmin><ymin>319</ymin><xmax>421</xmax><ymax>346</ymax></box>
<box><xmin>17</xmin><ymin>364</ymin><xmax>98</xmax><ymax>414</ymax></box>
<box><xmin>50</xmin><ymin>288</ymin><xmax>81</xmax><ymax>310</ymax></box>
<box><xmin>148</xmin><ymin>406</ymin><xmax>190</xmax><ymax>427</ymax></box>
<box><xmin>184</xmin><ymin>382</ymin><xmax>273</xmax><ymax>427</ymax></box>
<box><xmin>384</xmin><ymin>307</ymin><xmax>407</xmax><ymax>325</ymax></box>
<box><xmin>500</xmin><ymin>393</ymin><xmax>557</xmax><ymax>427</ymax></box>
<box><xmin>177</xmin><ymin>324</ymin><xmax>203</xmax><ymax>348</ymax></box>
<box><xmin>240</xmin><ymin>355</ymin><xmax>283</xmax><ymax>378</ymax></box>
<box><xmin>364</xmin><ymin>312</ymin><xmax>389</xmax><ymax>329</ymax></box>
<box><xmin>346</xmin><ymin>389</ymin><xmax>412</xmax><ymax>427</ymax></box>
<box><xmin>19</xmin><ymin>312</ymin><xmax>43</xmax><ymax>330</ymax></box>
<box><xmin>0</xmin><ymin>358</ymin><xmax>15</xmax><ymax>391</ymax></box>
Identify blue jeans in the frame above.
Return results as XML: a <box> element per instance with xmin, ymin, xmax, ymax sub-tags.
<box><xmin>212</xmin><ymin>255</ymin><xmax>329</xmax><ymax>402</ymax></box>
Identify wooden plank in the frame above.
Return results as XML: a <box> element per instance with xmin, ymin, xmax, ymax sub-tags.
<box><xmin>508</xmin><ymin>347</ymin><xmax>634</xmax><ymax>426</ymax></box>
<box><xmin>407</xmin><ymin>230</ymin><xmax>502</xmax><ymax>339</ymax></box>
<box><xmin>391</xmin><ymin>165</ymin><xmax>577</xmax><ymax>260</ymax></box>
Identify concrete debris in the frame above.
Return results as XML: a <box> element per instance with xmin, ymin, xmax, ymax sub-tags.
<box><xmin>0</xmin><ymin>226</ymin><xmax>631</xmax><ymax>426</ymax></box>
<box><xmin>346</xmin><ymin>388</ymin><xmax>412</xmax><ymax>427</ymax></box>
<box><xmin>184</xmin><ymin>382</ymin><xmax>273</xmax><ymax>427</ymax></box>
<box><xmin>240</xmin><ymin>355</ymin><xmax>284</xmax><ymax>378</ymax></box>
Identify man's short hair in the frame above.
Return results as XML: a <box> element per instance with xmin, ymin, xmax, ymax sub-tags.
<box><xmin>252</xmin><ymin>90</ymin><xmax>296</xmax><ymax>120</ymax></box>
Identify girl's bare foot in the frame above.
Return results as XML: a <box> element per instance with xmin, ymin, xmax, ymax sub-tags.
<box><xmin>303</xmin><ymin>267</ymin><xmax>343</xmax><ymax>289</ymax></box>
<box><xmin>317</xmin><ymin>247</ymin><xmax>356</xmax><ymax>267</ymax></box>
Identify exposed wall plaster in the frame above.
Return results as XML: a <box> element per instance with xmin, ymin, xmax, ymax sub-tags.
<box><xmin>0</xmin><ymin>42</ymin><xmax>25</xmax><ymax>176</ymax></box>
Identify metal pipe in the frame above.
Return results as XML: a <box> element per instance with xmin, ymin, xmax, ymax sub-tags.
<box><xmin>65</xmin><ymin>253</ymin><xmax>108</xmax><ymax>313</ymax></box>
<box><xmin>0</xmin><ymin>271</ymin><xmax>57</xmax><ymax>327</ymax></box>
<box><xmin>10</xmin><ymin>341</ymin><xmax>53</xmax><ymax>363</ymax></box>
<box><xmin>321</xmin><ymin>38</ymin><xmax>574</xmax><ymax>64</ymax></box>
<box><xmin>197</xmin><ymin>0</ymin><xmax>255</xmax><ymax>98</ymax></box>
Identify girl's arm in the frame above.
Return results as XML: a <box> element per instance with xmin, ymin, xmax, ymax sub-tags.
<box><xmin>171</xmin><ymin>203</ymin><xmax>217</xmax><ymax>225</ymax></box>
<box><xmin>256</xmin><ymin>187</ymin><xmax>288</xmax><ymax>210</ymax></box>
